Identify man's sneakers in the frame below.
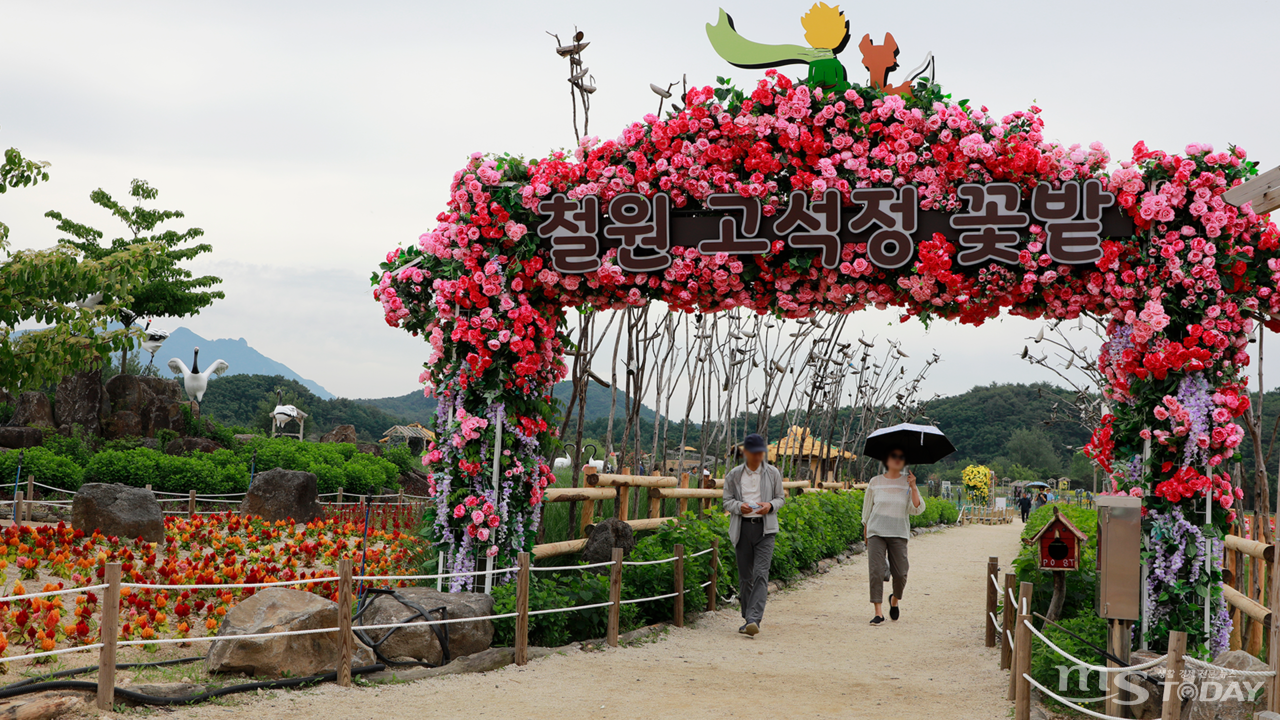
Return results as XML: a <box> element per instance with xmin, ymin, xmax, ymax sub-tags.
<box><xmin>739</xmin><ymin>622</ymin><xmax>760</xmax><ymax>636</ymax></box>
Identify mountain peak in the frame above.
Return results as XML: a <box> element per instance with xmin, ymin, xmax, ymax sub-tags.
<box><xmin>161</xmin><ymin>327</ymin><xmax>334</xmax><ymax>399</ymax></box>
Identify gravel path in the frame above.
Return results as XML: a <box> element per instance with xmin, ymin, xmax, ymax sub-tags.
<box><xmin>151</xmin><ymin>521</ymin><xmax>1024</xmax><ymax>720</ymax></box>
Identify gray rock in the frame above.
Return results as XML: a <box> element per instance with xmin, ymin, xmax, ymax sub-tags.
<box><xmin>581</xmin><ymin>517</ymin><xmax>636</xmax><ymax>564</ymax></box>
<box><xmin>239</xmin><ymin>468</ymin><xmax>324</xmax><ymax>523</ymax></box>
<box><xmin>206</xmin><ymin>588</ymin><xmax>373</xmax><ymax>678</ymax></box>
<box><xmin>816</xmin><ymin>558</ymin><xmax>835</xmax><ymax>573</ymax></box>
<box><xmin>71</xmin><ymin>483</ymin><xmax>165</xmax><ymax>543</ymax></box>
<box><xmin>12</xmin><ymin>392</ymin><xmax>54</xmax><ymax>427</ymax></box>
<box><xmin>1186</xmin><ymin>649</ymin><xmax>1269</xmax><ymax>720</ymax></box>
<box><xmin>54</xmin><ymin>369</ymin><xmax>106</xmax><ymax>436</ymax></box>
<box><xmin>0</xmin><ymin>427</ymin><xmax>44</xmax><ymax>449</ymax></box>
<box><xmin>848</xmin><ymin>542</ymin><xmax>866</xmax><ymax>555</ymax></box>
<box><xmin>320</xmin><ymin>425</ymin><xmax>358</xmax><ymax>444</ymax></box>
<box><xmin>164</xmin><ymin>437</ymin><xmax>222</xmax><ymax>455</ymax></box>
<box><xmin>104</xmin><ymin>375</ymin><xmax>184</xmax><ymax>437</ymax></box>
<box><xmin>104</xmin><ymin>411</ymin><xmax>143</xmax><ymax>439</ymax></box>
<box><xmin>359</xmin><ymin>587</ymin><xmax>494</xmax><ymax>665</ymax></box>
<box><xmin>356</xmin><ymin>443</ymin><xmax>382</xmax><ymax>456</ymax></box>
<box><xmin>233</xmin><ymin>434</ymin><xmax>258</xmax><ymax>443</ymax></box>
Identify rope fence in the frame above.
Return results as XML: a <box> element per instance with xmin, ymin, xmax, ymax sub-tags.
<box><xmin>984</xmin><ymin>553</ymin><xmax>1280</xmax><ymax>720</ymax></box>
<box><xmin>0</xmin><ymin>536</ymin><xmax>723</xmax><ymax>710</ymax></box>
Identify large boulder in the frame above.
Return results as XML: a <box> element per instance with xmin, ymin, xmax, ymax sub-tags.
<box><xmin>581</xmin><ymin>517</ymin><xmax>636</xmax><ymax>564</ymax></box>
<box><xmin>103</xmin><ymin>411</ymin><xmax>143</xmax><ymax>439</ymax></box>
<box><xmin>12</xmin><ymin>392</ymin><xmax>54</xmax><ymax>427</ymax></box>
<box><xmin>1186</xmin><ymin>649</ymin><xmax>1269</xmax><ymax>720</ymax></box>
<box><xmin>206</xmin><ymin>588</ymin><xmax>373</xmax><ymax>677</ymax></box>
<box><xmin>71</xmin><ymin>483</ymin><xmax>165</xmax><ymax>543</ymax></box>
<box><xmin>0</xmin><ymin>427</ymin><xmax>44</xmax><ymax>449</ymax></box>
<box><xmin>104</xmin><ymin>375</ymin><xmax>184</xmax><ymax>438</ymax></box>
<box><xmin>164</xmin><ymin>437</ymin><xmax>222</xmax><ymax>455</ymax></box>
<box><xmin>359</xmin><ymin>588</ymin><xmax>494</xmax><ymax>664</ymax></box>
<box><xmin>54</xmin><ymin>369</ymin><xmax>107</xmax><ymax>436</ymax></box>
<box><xmin>239</xmin><ymin>468</ymin><xmax>324</xmax><ymax>523</ymax></box>
<box><xmin>321</xmin><ymin>425</ymin><xmax>358</xmax><ymax>444</ymax></box>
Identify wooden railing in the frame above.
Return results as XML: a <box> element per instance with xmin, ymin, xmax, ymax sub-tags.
<box><xmin>531</xmin><ymin>466</ymin><xmax>857</xmax><ymax>559</ymax></box>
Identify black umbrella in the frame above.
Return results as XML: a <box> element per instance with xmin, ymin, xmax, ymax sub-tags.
<box><xmin>863</xmin><ymin>423</ymin><xmax>956</xmax><ymax>465</ymax></box>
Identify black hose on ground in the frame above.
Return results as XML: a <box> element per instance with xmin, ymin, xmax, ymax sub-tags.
<box><xmin>0</xmin><ymin>664</ymin><xmax>386</xmax><ymax>705</ymax></box>
<box><xmin>2</xmin><ymin>656</ymin><xmax>205</xmax><ymax>691</ymax></box>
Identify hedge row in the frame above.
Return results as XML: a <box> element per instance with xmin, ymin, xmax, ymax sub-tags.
<box><xmin>491</xmin><ymin>491</ymin><xmax>959</xmax><ymax>647</ymax></box>
<box><xmin>0</xmin><ymin>434</ymin><xmax>413</xmax><ymax>496</ymax></box>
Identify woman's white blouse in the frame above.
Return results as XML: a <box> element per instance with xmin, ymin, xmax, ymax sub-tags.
<box><xmin>861</xmin><ymin>474</ymin><xmax>926</xmax><ymax>539</ymax></box>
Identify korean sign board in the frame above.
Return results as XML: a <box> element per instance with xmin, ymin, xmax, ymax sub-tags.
<box><xmin>536</xmin><ymin>179</ymin><xmax>1135</xmax><ymax>275</ymax></box>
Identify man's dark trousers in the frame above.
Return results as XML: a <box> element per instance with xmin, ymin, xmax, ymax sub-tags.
<box><xmin>735</xmin><ymin>517</ymin><xmax>775</xmax><ymax>625</ymax></box>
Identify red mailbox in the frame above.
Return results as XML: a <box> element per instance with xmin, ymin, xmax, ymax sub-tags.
<box><xmin>1031</xmin><ymin>507</ymin><xmax>1087</xmax><ymax>571</ymax></box>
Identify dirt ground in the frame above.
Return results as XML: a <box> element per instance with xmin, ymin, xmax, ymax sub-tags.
<box><xmin>128</xmin><ymin>521</ymin><xmax>1024</xmax><ymax>720</ymax></box>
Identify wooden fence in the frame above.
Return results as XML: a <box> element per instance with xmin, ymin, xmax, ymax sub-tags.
<box><xmin>531</xmin><ymin>466</ymin><xmax>860</xmax><ymax>559</ymax></box>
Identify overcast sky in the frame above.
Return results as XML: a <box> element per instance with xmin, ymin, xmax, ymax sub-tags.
<box><xmin>2</xmin><ymin>0</ymin><xmax>1278</xmax><ymax>401</ymax></box>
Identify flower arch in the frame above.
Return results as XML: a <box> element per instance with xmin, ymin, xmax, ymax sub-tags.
<box><xmin>374</xmin><ymin>73</ymin><xmax>1279</xmax><ymax>656</ymax></box>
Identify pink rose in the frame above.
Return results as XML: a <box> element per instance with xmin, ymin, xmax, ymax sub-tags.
<box><xmin>471</xmin><ymin>510</ymin><xmax>485</xmax><ymax>525</ymax></box>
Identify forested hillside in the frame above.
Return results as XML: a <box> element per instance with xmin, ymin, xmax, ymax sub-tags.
<box><xmin>198</xmin><ymin>374</ymin><xmax>407</xmax><ymax>441</ymax></box>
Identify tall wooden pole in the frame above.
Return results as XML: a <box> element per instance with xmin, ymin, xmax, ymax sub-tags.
<box><xmin>673</xmin><ymin>544</ymin><xmax>685</xmax><ymax>628</ymax></box>
<box><xmin>1013</xmin><ymin>581</ymin><xmax>1033</xmax><ymax>720</ymax></box>
<box><xmin>1163</xmin><ymin>630</ymin><xmax>1187</xmax><ymax>719</ymax></box>
<box><xmin>707</xmin><ymin>538</ymin><xmax>719</xmax><ymax>612</ymax></box>
<box><xmin>337</xmin><ymin>558</ymin><xmax>353</xmax><ymax>687</ymax></box>
<box><xmin>97</xmin><ymin>563</ymin><xmax>122</xmax><ymax>711</ymax></box>
<box><xmin>608</xmin><ymin>547</ymin><xmax>623</xmax><ymax>647</ymax></box>
<box><xmin>515</xmin><ymin>552</ymin><xmax>530</xmax><ymax>666</ymax></box>
<box><xmin>1001</xmin><ymin>573</ymin><xmax>1015</xmax><ymax>670</ymax></box>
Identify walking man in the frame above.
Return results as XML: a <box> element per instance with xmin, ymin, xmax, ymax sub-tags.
<box><xmin>1017</xmin><ymin>492</ymin><xmax>1032</xmax><ymax>523</ymax></box>
<box><xmin>722</xmin><ymin>432</ymin><xmax>785</xmax><ymax>637</ymax></box>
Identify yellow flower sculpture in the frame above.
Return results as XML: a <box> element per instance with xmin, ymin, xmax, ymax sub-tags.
<box><xmin>961</xmin><ymin>464</ymin><xmax>991</xmax><ymax>505</ymax></box>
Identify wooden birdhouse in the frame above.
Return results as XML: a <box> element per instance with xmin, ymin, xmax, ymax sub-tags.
<box><xmin>1030</xmin><ymin>507</ymin><xmax>1087</xmax><ymax>571</ymax></box>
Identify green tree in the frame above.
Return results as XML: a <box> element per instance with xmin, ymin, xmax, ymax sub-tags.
<box><xmin>1004</xmin><ymin>427</ymin><xmax>1063</xmax><ymax>476</ymax></box>
<box><xmin>1</xmin><ymin>147</ymin><xmax>160</xmax><ymax>395</ymax></box>
<box><xmin>45</xmin><ymin>179</ymin><xmax>224</xmax><ymax>374</ymax></box>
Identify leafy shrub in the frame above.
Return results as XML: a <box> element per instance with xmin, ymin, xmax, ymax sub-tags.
<box><xmin>84</xmin><ymin>448</ymin><xmax>249</xmax><ymax>494</ymax></box>
<box><xmin>1029</xmin><ymin>614</ymin><xmax>1108</xmax><ymax>713</ymax></box>
<box><xmin>492</xmin><ymin>572</ymin><xmax>639</xmax><ymax>647</ymax></box>
<box><xmin>1013</xmin><ymin>504</ymin><xmax>1098</xmax><ymax>621</ymax></box>
<box><xmin>381</xmin><ymin>445</ymin><xmax>418</xmax><ymax>475</ymax></box>
<box><xmin>910</xmin><ymin>496</ymin><xmax>958</xmax><ymax>527</ymax></box>
<box><xmin>41</xmin><ymin>430</ymin><xmax>95</xmax><ymax>467</ymax></box>
<box><xmin>0</xmin><ymin>403</ymin><xmax>12</xmax><ymax>424</ymax></box>
<box><xmin>0</xmin><ymin>447</ymin><xmax>85</xmax><ymax>491</ymax></box>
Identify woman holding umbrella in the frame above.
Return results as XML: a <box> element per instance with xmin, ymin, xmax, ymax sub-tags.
<box><xmin>861</xmin><ymin>424</ymin><xmax>956</xmax><ymax>626</ymax></box>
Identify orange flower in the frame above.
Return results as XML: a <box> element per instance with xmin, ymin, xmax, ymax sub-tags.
<box><xmin>214</xmin><ymin>606</ymin><xmax>226</xmax><ymax>617</ymax></box>
<box><xmin>141</xmin><ymin>627</ymin><xmax>155</xmax><ymax>640</ymax></box>
<box><xmin>205</xmin><ymin>618</ymin><xmax>217</xmax><ymax>630</ymax></box>
<box><xmin>155</xmin><ymin>612</ymin><xmax>167</xmax><ymax>625</ymax></box>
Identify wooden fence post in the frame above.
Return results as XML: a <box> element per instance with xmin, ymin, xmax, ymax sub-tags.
<box><xmin>337</xmin><ymin>558</ymin><xmax>353</xmax><ymax>687</ymax></box>
<box><xmin>679</xmin><ymin>473</ymin><xmax>690</xmax><ymax>517</ymax></box>
<box><xmin>1001</xmin><ymin>573</ymin><xmax>1015</xmax><ymax>670</ymax></box>
<box><xmin>14</xmin><ymin>491</ymin><xmax>23</xmax><ymax>529</ymax></box>
<box><xmin>1105</xmin><ymin>619</ymin><xmax>1131</xmax><ymax>719</ymax></box>
<box><xmin>1013</xmin><ymin>581</ymin><xmax>1033</xmax><ymax>720</ymax></box>
<box><xmin>515</xmin><ymin>552</ymin><xmax>530</xmax><ymax>666</ymax></box>
<box><xmin>1163</xmin><ymin>630</ymin><xmax>1187</xmax><ymax>719</ymax></box>
<box><xmin>708</xmin><ymin>538</ymin><xmax>719</xmax><ymax>612</ymax></box>
<box><xmin>608</xmin><ymin>547</ymin><xmax>623</xmax><ymax>647</ymax></box>
<box><xmin>1268</xmin><ymin>520</ymin><xmax>1280</xmax><ymax>713</ymax></box>
<box><xmin>985</xmin><ymin>557</ymin><xmax>998</xmax><ymax>648</ymax></box>
<box><xmin>25</xmin><ymin>475</ymin><xmax>33</xmax><ymax>523</ymax></box>
<box><xmin>188</xmin><ymin>489</ymin><xmax>197</xmax><ymax>519</ymax></box>
<box><xmin>578</xmin><ymin>494</ymin><xmax>597</xmax><ymax>540</ymax></box>
<box><xmin>673</xmin><ymin>544</ymin><xmax>685</xmax><ymax>628</ymax></box>
<box><xmin>648</xmin><ymin>489</ymin><xmax>662</xmax><ymax>521</ymax></box>
<box><xmin>337</xmin><ymin>487</ymin><xmax>344</xmax><ymax>506</ymax></box>
<box><xmin>1009</xmin><ymin>581</ymin><xmax>1032</xmax><ymax>701</ymax></box>
<box><xmin>97</xmin><ymin>562</ymin><xmax>122</xmax><ymax>711</ymax></box>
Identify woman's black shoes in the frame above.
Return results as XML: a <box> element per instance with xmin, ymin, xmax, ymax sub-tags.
<box><xmin>869</xmin><ymin>615</ymin><xmax>885</xmax><ymax>625</ymax></box>
<box><xmin>889</xmin><ymin>594</ymin><xmax>900</xmax><ymax>621</ymax></box>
